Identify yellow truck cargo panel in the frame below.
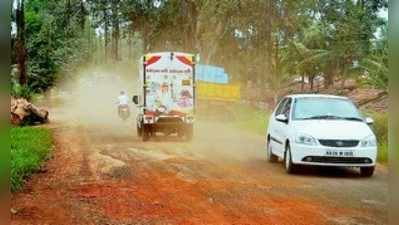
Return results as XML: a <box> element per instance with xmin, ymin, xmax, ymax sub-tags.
<box><xmin>197</xmin><ymin>82</ymin><xmax>240</xmax><ymax>102</ymax></box>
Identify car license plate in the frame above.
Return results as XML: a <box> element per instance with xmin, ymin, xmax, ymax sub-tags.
<box><xmin>325</xmin><ymin>150</ymin><xmax>354</xmax><ymax>157</ymax></box>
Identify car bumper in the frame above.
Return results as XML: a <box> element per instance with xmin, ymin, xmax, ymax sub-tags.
<box><xmin>290</xmin><ymin>143</ymin><xmax>377</xmax><ymax>167</ymax></box>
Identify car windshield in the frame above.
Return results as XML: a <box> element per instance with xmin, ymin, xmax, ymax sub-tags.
<box><xmin>293</xmin><ymin>97</ymin><xmax>363</xmax><ymax>121</ymax></box>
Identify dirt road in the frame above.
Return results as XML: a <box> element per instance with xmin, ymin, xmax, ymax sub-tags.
<box><xmin>11</xmin><ymin>111</ymin><xmax>388</xmax><ymax>225</ymax></box>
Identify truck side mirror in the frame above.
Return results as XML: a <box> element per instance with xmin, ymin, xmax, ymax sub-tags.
<box><xmin>132</xmin><ymin>95</ymin><xmax>139</xmax><ymax>105</ymax></box>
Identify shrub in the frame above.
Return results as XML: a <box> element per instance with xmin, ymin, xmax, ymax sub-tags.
<box><xmin>367</xmin><ymin>111</ymin><xmax>388</xmax><ymax>163</ymax></box>
<box><xmin>11</xmin><ymin>82</ymin><xmax>35</xmax><ymax>100</ymax></box>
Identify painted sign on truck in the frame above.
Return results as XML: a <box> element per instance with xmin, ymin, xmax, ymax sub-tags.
<box><xmin>133</xmin><ymin>52</ymin><xmax>196</xmax><ymax>141</ymax></box>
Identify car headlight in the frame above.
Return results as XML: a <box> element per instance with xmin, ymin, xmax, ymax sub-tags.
<box><xmin>295</xmin><ymin>134</ymin><xmax>317</xmax><ymax>146</ymax></box>
<box><xmin>360</xmin><ymin>135</ymin><xmax>377</xmax><ymax>147</ymax></box>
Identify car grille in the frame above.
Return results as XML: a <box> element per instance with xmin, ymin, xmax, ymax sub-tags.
<box><xmin>318</xmin><ymin>139</ymin><xmax>359</xmax><ymax>147</ymax></box>
<box><xmin>302</xmin><ymin>156</ymin><xmax>372</xmax><ymax>164</ymax></box>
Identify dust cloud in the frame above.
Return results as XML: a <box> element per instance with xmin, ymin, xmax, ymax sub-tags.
<box><xmin>47</xmin><ymin>63</ymin><xmax>265</xmax><ymax>164</ymax></box>
<box><xmin>50</xmin><ymin>64</ymin><xmax>139</xmax><ymax>134</ymax></box>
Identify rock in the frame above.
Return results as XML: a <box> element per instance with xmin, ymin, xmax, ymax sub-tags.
<box><xmin>10</xmin><ymin>208</ymin><xmax>18</xmax><ymax>214</ymax></box>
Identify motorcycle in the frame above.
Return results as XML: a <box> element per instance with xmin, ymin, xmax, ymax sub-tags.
<box><xmin>118</xmin><ymin>105</ymin><xmax>130</xmax><ymax>121</ymax></box>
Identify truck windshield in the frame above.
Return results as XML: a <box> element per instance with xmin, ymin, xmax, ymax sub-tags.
<box><xmin>293</xmin><ymin>97</ymin><xmax>363</xmax><ymax>121</ymax></box>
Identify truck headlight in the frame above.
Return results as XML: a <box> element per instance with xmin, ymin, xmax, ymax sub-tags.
<box><xmin>158</xmin><ymin>107</ymin><xmax>166</xmax><ymax>113</ymax></box>
<box><xmin>295</xmin><ymin>134</ymin><xmax>317</xmax><ymax>146</ymax></box>
<box><xmin>360</xmin><ymin>135</ymin><xmax>377</xmax><ymax>147</ymax></box>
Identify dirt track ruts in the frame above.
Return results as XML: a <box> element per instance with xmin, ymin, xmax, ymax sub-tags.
<box><xmin>11</xmin><ymin>115</ymin><xmax>388</xmax><ymax>225</ymax></box>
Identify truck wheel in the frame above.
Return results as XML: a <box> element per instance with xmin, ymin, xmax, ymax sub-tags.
<box><xmin>142</xmin><ymin>125</ymin><xmax>150</xmax><ymax>142</ymax></box>
<box><xmin>360</xmin><ymin>166</ymin><xmax>375</xmax><ymax>177</ymax></box>
<box><xmin>185</xmin><ymin>125</ymin><xmax>193</xmax><ymax>141</ymax></box>
<box><xmin>137</xmin><ymin>124</ymin><xmax>142</xmax><ymax>137</ymax></box>
<box><xmin>177</xmin><ymin>128</ymin><xmax>184</xmax><ymax>140</ymax></box>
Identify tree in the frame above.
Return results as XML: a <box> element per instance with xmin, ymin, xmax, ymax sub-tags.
<box><xmin>11</xmin><ymin>0</ymin><xmax>388</xmax><ymax>96</ymax></box>
<box><xmin>15</xmin><ymin>0</ymin><xmax>27</xmax><ymax>86</ymax></box>
<box><xmin>111</xmin><ymin>0</ymin><xmax>121</xmax><ymax>61</ymax></box>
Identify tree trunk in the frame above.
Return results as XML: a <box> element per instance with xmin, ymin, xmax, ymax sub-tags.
<box><xmin>16</xmin><ymin>0</ymin><xmax>27</xmax><ymax>86</ymax></box>
<box><xmin>204</xmin><ymin>20</ymin><xmax>225</xmax><ymax>64</ymax></box>
<box><xmin>341</xmin><ymin>77</ymin><xmax>346</xmax><ymax>89</ymax></box>
<box><xmin>103</xmin><ymin>8</ymin><xmax>109</xmax><ymax>62</ymax></box>
<box><xmin>128</xmin><ymin>26</ymin><xmax>133</xmax><ymax>61</ymax></box>
<box><xmin>264</xmin><ymin>0</ymin><xmax>276</xmax><ymax>102</ymax></box>
<box><xmin>310</xmin><ymin>75</ymin><xmax>315</xmax><ymax>91</ymax></box>
<box><xmin>324</xmin><ymin>74</ymin><xmax>334</xmax><ymax>89</ymax></box>
<box><xmin>65</xmin><ymin>0</ymin><xmax>72</xmax><ymax>28</ymax></box>
<box><xmin>79</xmin><ymin>0</ymin><xmax>86</xmax><ymax>31</ymax></box>
<box><xmin>11</xmin><ymin>98</ymin><xmax>49</xmax><ymax>125</ymax></box>
<box><xmin>181</xmin><ymin>0</ymin><xmax>198</xmax><ymax>52</ymax></box>
<box><xmin>111</xmin><ymin>0</ymin><xmax>120</xmax><ymax>62</ymax></box>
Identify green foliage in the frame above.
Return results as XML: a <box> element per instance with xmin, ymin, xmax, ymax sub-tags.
<box><xmin>11</xmin><ymin>127</ymin><xmax>53</xmax><ymax>192</ymax></box>
<box><xmin>360</xmin><ymin>25</ymin><xmax>388</xmax><ymax>90</ymax></box>
<box><xmin>12</xmin><ymin>0</ymin><xmax>92</xmax><ymax>93</ymax></box>
<box><xmin>11</xmin><ymin>82</ymin><xmax>35</xmax><ymax>100</ymax></box>
<box><xmin>12</xmin><ymin>0</ymin><xmax>388</xmax><ymax>93</ymax></box>
<box><xmin>365</xmin><ymin>111</ymin><xmax>388</xmax><ymax>163</ymax></box>
<box><xmin>378</xmin><ymin>142</ymin><xmax>388</xmax><ymax>164</ymax></box>
<box><xmin>281</xmin><ymin>0</ymin><xmax>388</xmax><ymax>90</ymax></box>
<box><xmin>370</xmin><ymin>112</ymin><xmax>388</xmax><ymax>142</ymax></box>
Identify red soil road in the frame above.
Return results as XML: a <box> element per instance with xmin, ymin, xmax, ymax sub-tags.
<box><xmin>11</xmin><ymin>118</ymin><xmax>388</xmax><ymax>225</ymax></box>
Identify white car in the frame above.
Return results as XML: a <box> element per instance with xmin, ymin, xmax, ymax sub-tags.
<box><xmin>266</xmin><ymin>94</ymin><xmax>377</xmax><ymax>177</ymax></box>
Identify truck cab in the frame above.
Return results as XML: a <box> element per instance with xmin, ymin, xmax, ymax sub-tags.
<box><xmin>133</xmin><ymin>52</ymin><xmax>196</xmax><ymax>141</ymax></box>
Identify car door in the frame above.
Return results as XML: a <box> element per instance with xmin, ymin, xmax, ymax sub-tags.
<box><xmin>273</xmin><ymin>98</ymin><xmax>292</xmax><ymax>156</ymax></box>
<box><xmin>269</xmin><ymin>98</ymin><xmax>288</xmax><ymax>157</ymax></box>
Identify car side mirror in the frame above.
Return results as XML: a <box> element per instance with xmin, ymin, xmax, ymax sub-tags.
<box><xmin>276</xmin><ymin>114</ymin><xmax>288</xmax><ymax>123</ymax></box>
<box><xmin>365</xmin><ymin>117</ymin><xmax>374</xmax><ymax>125</ymax></box>
<box><xmin>132</xmin><ymin>95</ymin><xmax>139</xmax><ymax>105</ymax></box>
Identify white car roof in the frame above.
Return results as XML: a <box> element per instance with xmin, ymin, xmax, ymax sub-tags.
<box><xmin>286</xmin><ymin>94</ymin><xmax>349</xmax><ymax>100</ymax></box>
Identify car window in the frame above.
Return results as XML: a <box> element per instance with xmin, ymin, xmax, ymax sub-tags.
<box><xmin>292</xmin><ymin>97</ymin><xmax>362</xmax><ymax>120</ymax></box>
<box><xmin>282</xmin><ymin>98</ymin><xmax>292</xmax><ymax>118</ymax></box>
<box><xmin>275</xmin><ymin>98</ymin><xmax>288</xmax><ymax>115</ymax></box>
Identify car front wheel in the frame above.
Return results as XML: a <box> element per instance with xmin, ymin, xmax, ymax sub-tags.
<box><xmin>360</xmin><ymin>166</ymin><xmax>375</xmax><ymax>177</ymax></box>
<box><xmin>284</xmin><ymin>145</ymin><xmax>297</xmax><ymax>174</ymax></box>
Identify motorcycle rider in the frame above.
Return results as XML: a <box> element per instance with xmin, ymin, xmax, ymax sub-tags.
<box><xmin>117</xmin><ymin>91</ymin><xmax>130</xmax><ymax>118</ymax></box>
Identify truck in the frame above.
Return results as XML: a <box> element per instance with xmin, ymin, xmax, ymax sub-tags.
<box><xmin>132</xmin><ymin>52</ymin><xmax>197</xmax><ymax>141</ymax></box>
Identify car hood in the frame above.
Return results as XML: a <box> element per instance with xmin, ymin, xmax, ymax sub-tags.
<box><xmin>292</xmin><ymin>120</ymin><xmax>374</xmax><ymax>140</ymax></box>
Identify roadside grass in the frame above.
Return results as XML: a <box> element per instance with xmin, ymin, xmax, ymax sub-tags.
<box><xmin>11</xmin><ymin>127</ymin><xmax>53</xmax><ymax>192</ymax></box>
<box><xmin>377</xmin><ymin>142</ymin><xmax>388</xmax><ymax>164</ymax></box>
<box><xmin>229</xmin><ymin>103</ymin><xmax>270</xmax><ymax>136</ymax></box>
<box><xmin>366</xmin><ymin>111</ymin><xmax>388</xmax><ymax>164</ymax></box>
